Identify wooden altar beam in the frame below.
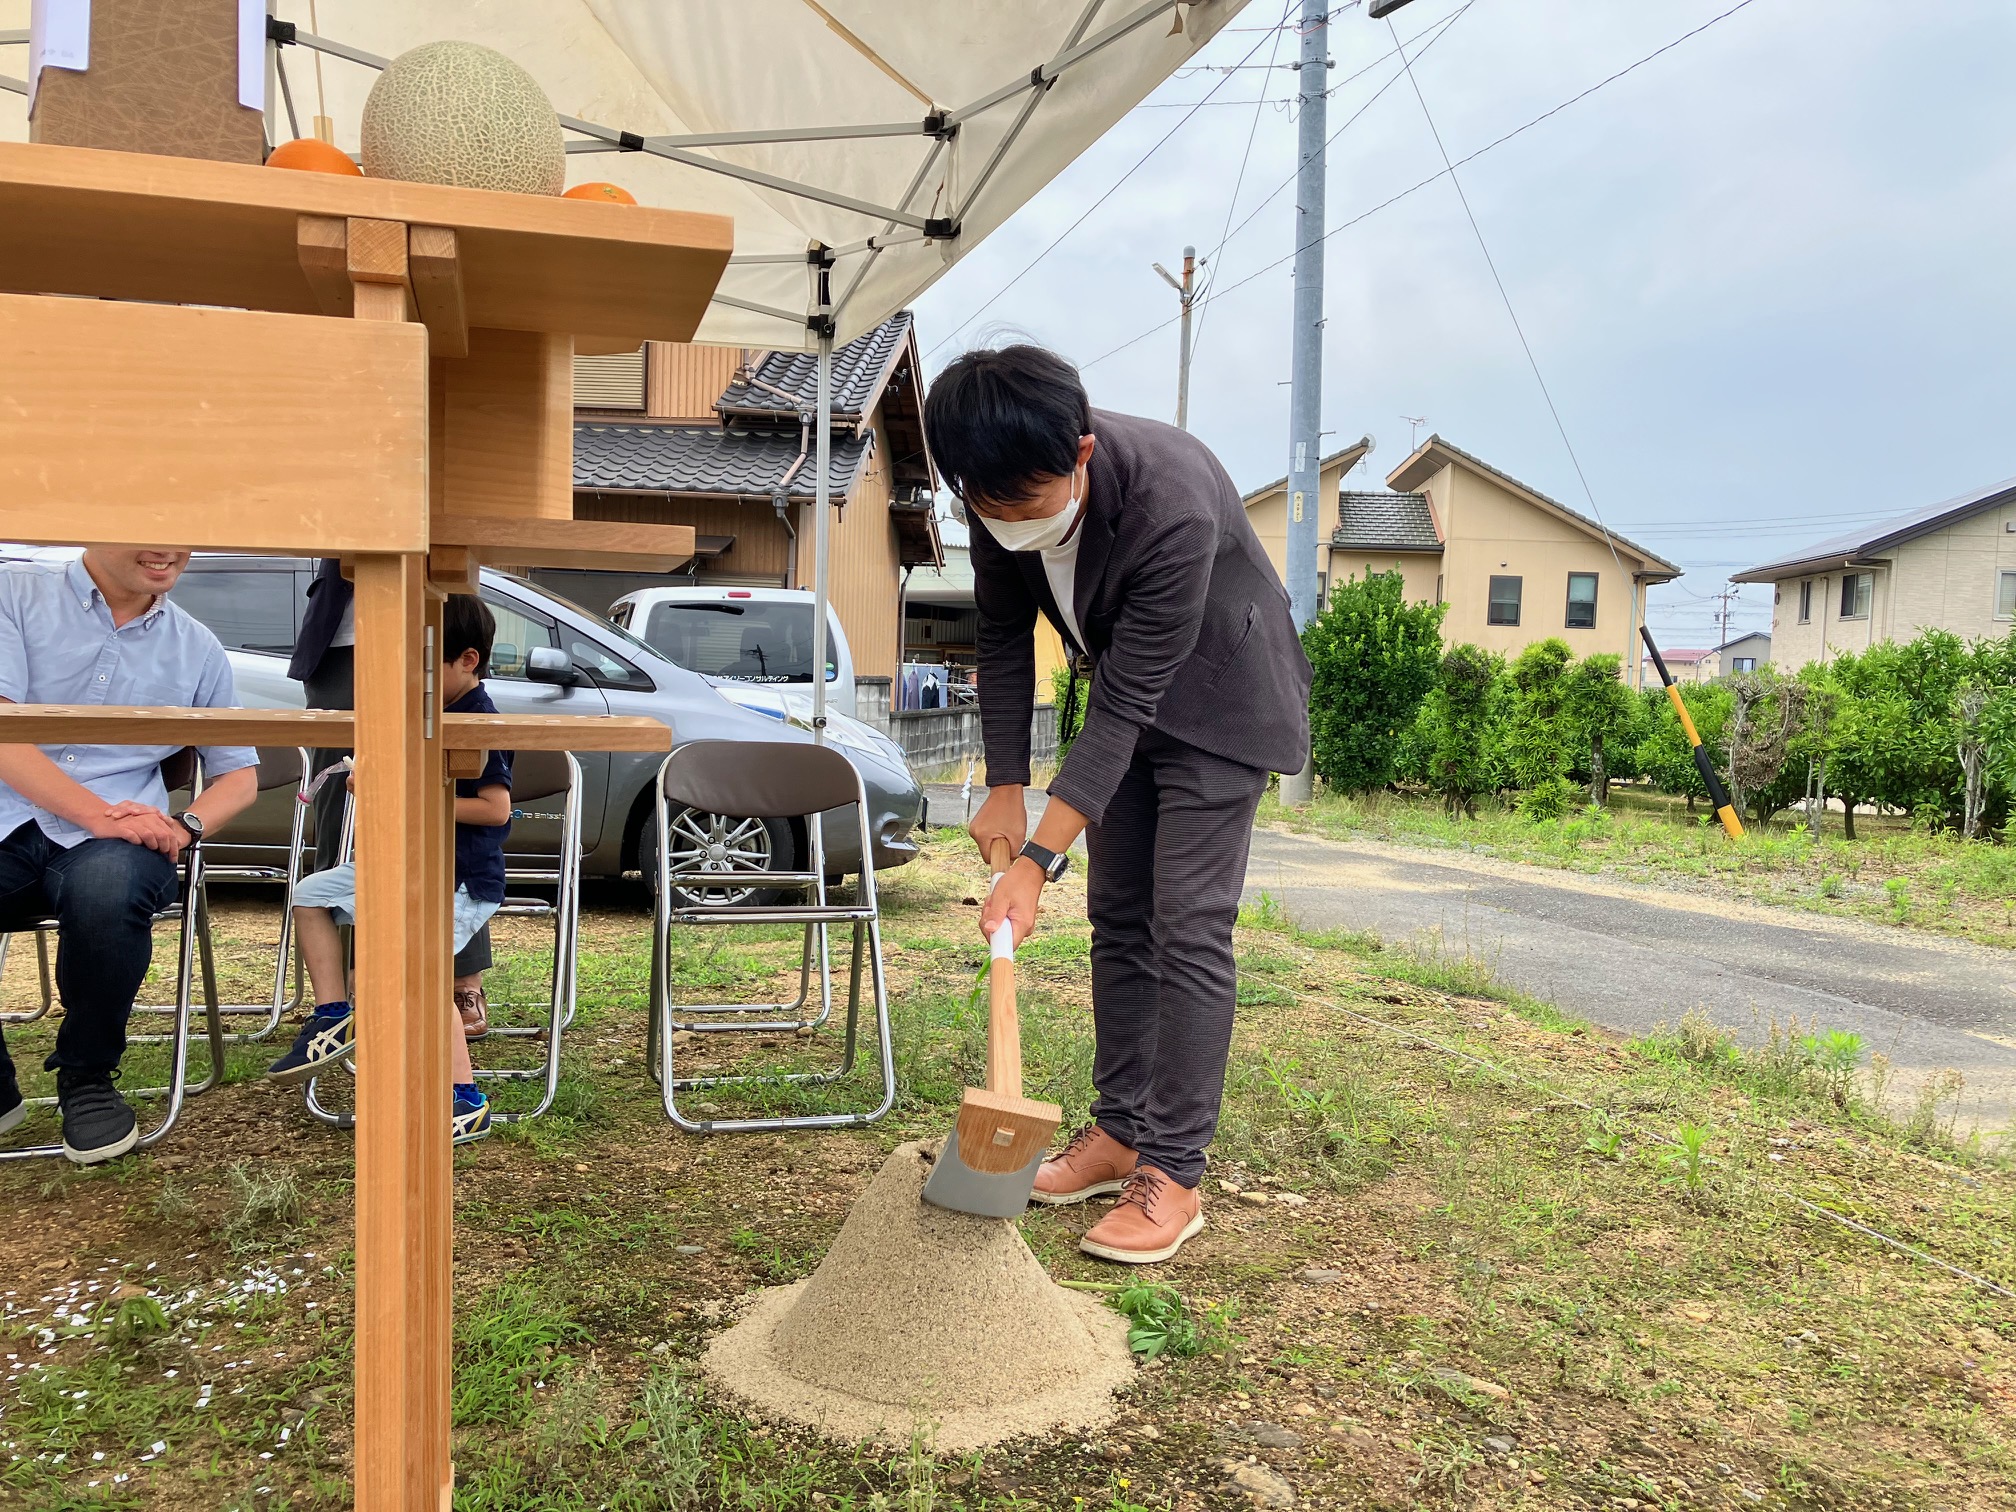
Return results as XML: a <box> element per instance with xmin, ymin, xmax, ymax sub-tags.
<box><xmin>430</xmin><ymin>515</ymin><xmax>698</xmax><ymax>572</ymax></box>
<box><xmin>0</xmin><ymin>707</ymin><xmax>672</xmax><ymax>752</ymax></box>
<box><xmin>408</xmin><ymin>226</ymin><xmax>469</xmax><ymax>359</ymax></box>
<box><xmin>0</xmin><ymin>293</ymin><xmax>427</xmax><ymax>554</ymax></box>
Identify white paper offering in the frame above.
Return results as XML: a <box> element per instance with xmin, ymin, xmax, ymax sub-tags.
<box><xmin>237</xmin><ymin>0</ymin><xmax>265</xmax><ymax>111</ymax></box>
<box><xmin>27</xmin><ymin>0</ymin><xmax>90</xmax><ymax>110</ymax></box>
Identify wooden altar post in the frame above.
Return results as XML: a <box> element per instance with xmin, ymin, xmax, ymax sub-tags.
<box><xmin>0</xmin><ymin>141</ymin><xmax>731</xmax><ymax>1509</ymax></box>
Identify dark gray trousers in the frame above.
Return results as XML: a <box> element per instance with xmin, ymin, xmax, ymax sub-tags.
<box><xmin>1080</xmin><ymin>725</ymin><xmax>1268</xmax><ymax>1188</ymax></box>
<box><xmin>301</xmin><ymin>647</ymin><xmax>491</xmax><ymax>975</ymax></box>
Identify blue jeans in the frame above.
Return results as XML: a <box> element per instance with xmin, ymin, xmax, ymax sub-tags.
<box><xmin>0</xmin><ymin>822</ymin><xmax>178</xmax><ymax>1077</ymax></box>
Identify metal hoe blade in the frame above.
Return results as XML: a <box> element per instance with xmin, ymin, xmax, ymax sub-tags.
<box><xmin>920</xmin><ymin>1126</ymin><xmax>1047</xmax><ymax>1219</ymax></box>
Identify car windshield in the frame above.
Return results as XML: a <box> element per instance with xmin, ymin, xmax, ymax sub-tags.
<box><xmin>524</xmin><ymin>581</ymin><xmax>667</xmax><ymax>664</ymax></box>
<box><xmin>641</xmin><ymin>601</ymin><xmax>835</xmax><ymax>683</ymax></box>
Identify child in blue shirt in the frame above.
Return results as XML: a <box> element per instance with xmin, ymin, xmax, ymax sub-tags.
<box><xmin>267</xmin><ymin>595</ymin><xmax>513</xmax><ymax>1145</ymax></box>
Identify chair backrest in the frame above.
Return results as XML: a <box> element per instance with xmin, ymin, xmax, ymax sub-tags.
<box><xmin>253</xmin><ymin>747</ymin><xmax>308</xmax><ymax>793</ymax></box>
<box><xmin>160</xmin><ymin>746</ymin><xmax>198</xmax><ymax>797</ymax></box>
<box><xmin>505</xmin><ymin>749</ymin><xmax>572</xmax><ymax>805</ymax></box>
<box><xmin>661</xmin><ymin>739</ymin><xmax>859</xmax><ymax>819</ymax></box>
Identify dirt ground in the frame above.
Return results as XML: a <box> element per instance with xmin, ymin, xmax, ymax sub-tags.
<box><xmin>2</xmin><ymin>831</ymin><xmax>2012</xmax><ymax>1511</ymax></box>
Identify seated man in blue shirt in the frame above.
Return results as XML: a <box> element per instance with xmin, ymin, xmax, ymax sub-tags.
<box><xmin>0</xmin><ymin>551</ymin><xmax>259</xmax><ymax>1164</ymax></box>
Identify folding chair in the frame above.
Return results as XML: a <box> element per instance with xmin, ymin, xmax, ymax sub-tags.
<box><xmin>645</xmin><ymin>739</ymin><xmax>895</xmax><ymax>1134</ymax></box>
<box><xmin>0</xmin><ymin>749</ymin><xmax>222</xmax><ymax>1162</ymax></box>
<box><xmin>303</xmin><ymin>751</ymin><xmax>584</xmax><ymax>1128</ymax></box>
<box><xmin>127</xmin><ymin>746</ymin><xmax>312</xmax><ymax>1047</ymax></box>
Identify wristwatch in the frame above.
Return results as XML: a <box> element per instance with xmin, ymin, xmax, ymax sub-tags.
<box><xmin>175</xmin><ymin>811</ymin><xmax>204</xmax><ymax>843</ymax></box>
<box><xmin>1019</xmin><ymin>839</ymin><xmax>1070</xmax><ymax>884</ymax></box>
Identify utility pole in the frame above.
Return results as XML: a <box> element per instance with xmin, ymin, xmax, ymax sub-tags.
<box><xmin>1153</xmin><ymin>246</ymin><xmax>1198</xmax><ymax>430</ymax></box>
<box><xmin>1278</xmin><ymin>0</ymin><xmax>1329</xmax><ymax>807</ymax></box>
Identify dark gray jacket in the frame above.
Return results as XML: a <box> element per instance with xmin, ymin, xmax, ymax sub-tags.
<box><xmin>973</xmin><ymin>409</ymin><xmax>1311</xmax><ymax>825</ymax></box>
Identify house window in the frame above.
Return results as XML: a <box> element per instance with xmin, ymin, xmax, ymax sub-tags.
<box><xmin>1839</xmin><ymin>571</ymin><xmax>1873</xmax><ymax>620</ymax></box>
<box><xmin>1732</xmin><ymin>656</ymin><xmax>1756</xmax><ymax>673</ymax></box>
<box><xmin>1435</xmin><ymin>574</ymin><xmax>1444</xmax><ymax>606</ymax></box>
<box><xmin>1487</xmin><ymin>575</ymin><xmax>1522</xmax><ymax>626</ymax></box>
<box><xmin>1564</xmin><ymin>572</ymin><xmax>1598</xmax><ymax>629</ymax></box>
<box><xmin>1997</xmin><ymin>570</ymin><xmax>2016</xmax><ymax>621</ymax></box>
<box><xmin>1797</xmin><ymin>579</ymin><xmax>1812</xmax><ymax>623</ymax></box>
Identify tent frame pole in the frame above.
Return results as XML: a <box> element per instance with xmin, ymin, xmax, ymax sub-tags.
<box><xmin>810</xmin><ymin>247</ymin><xmax>836</xmax><ymax>741</ymax></box>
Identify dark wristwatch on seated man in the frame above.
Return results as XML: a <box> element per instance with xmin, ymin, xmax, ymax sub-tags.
<box><xmin>1019</xmin><ymin>839</ymin><xmax>1069</xmax><ymax>884</ymax></box>
<box><xmin>175</xmin><ymin>811</ymin><xmax>204</xmax><ymax>844</ymax></box>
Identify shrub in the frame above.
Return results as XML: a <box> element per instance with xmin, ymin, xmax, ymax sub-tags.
<box><xmin>1049</xmin><ymin>663</ymin><xmax>1088</xmax><ymax>760</ymax></box>
<box><xmin>1418</xmin><ymin>644</ymin><xmax>1505</xmax><ymax>818</ymax></box>
<box><xmin>1301</xmin><ymin>570</ymin><xmax>1446</xmax><ymax>793</ymax></box>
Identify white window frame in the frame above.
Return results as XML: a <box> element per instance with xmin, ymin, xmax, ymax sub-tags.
<box><xmin>1995</xmin><ymin>569</ymin><xmax>2016</xmax><ymax>622</ymax></box>
<box><xmin>1838</xmin><ymin>571</ymin><xmax>1873</xmax><ymax>621</ymax></box>
<box><xmin>1797</xmin><ymin>578</ymin><xmax>1812</xmax><ymax>624</ymax></box>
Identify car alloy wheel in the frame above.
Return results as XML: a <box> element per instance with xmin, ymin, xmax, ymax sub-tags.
<box><xmin>663</xmin><ymin>806</ymin><xmax>779</xmax><ymax>907</ymax></box>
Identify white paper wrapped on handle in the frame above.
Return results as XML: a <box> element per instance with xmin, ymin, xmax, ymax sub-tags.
<box><xmin>989</xmin><ymin>920</ymin><xmax>1015</xmax><ymax>961</ymax></box>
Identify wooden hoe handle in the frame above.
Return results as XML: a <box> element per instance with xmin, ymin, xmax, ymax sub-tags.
<box><xmin>986</xmin><ymin>837</ymin><xmax>1022</xmax><ymax>1099</ymax></box>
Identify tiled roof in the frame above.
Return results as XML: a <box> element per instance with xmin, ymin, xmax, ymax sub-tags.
<box><xmin>1733</xmin><ymin>474</ymin><xmax>2016</xmax><ymax>582</ymax></box>
<box><xmin>1389</xmin><ymin>434</ymin><xmax>1682</xmax><ymax>577</ymax></box>
<box><xmin>573</xmin><ymin>423</ymin><xmax>869</xmax><ymax>501</ymax></box>
<box><xmin>717</xmin><ymin>311</ymin><xmax>914</xmax><ymax>421</ymax></box>
<box><xmin>1333</xmin><ymin>491</ymin><xmax>1441</xmax><ymax>552</ymax></box>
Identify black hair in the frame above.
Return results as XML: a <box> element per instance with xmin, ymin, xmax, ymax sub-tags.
<box><xmin>443</xmin><ymin>594</ymin><xmax>496</xmax><ymax>677</ymax></box>
<box><xmin>923</xmin><ymin>344</ymin><xmax>1091</xmax><ymax>508</ymax></box>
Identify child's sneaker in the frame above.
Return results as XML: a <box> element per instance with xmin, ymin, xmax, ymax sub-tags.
<box><xmin>452</xmin><ymin>1085</ymin><xmax>491</xmax><ymax>1146</ymax></box>
<box><xmin>266</xmin><ymin>1007</ymin><xmax>355</xmax><ymax>1084</ymax></box>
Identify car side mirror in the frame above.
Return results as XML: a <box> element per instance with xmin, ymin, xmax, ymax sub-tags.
<box><xmin>525</xmin><ymin>646</ymin><xmax>578</xmax><ymax>686</ymax></box>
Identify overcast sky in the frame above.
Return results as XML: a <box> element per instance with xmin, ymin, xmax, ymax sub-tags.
<box><xmin>910</xmin><ymin>0</ymin><xmax>2016</xmax><ymax>650</ymax></box>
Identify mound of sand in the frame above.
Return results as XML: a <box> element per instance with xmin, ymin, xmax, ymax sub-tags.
<box><xmin>702</xmin><ymin>1140</ymin><xmax>1133</xmax><ymax>1451</ymax></box>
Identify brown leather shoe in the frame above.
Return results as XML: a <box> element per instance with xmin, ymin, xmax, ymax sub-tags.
<box><xmin>455</xmin><ymin>986</ymin><xmax>489</xmax><ymax>1042</ymax></box>
<box><xmin>1079</xmin><ymin>1166</ymin><xmax>1205</xmax><ymax>1265</ymax></box>
<box><xmin>1030</xmin><ymin>1125</ymin><xmax>1139</xmax><ymax>1206</ymax></box>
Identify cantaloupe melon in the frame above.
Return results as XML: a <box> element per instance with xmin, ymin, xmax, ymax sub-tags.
<box><xmin>360</xmin><ymin>41</ymin><xmax>563</xmax><ymax>196</ymax></box>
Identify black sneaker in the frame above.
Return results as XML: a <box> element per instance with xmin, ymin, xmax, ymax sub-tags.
<box><xmin>266</xmin><ymin>1008</ymin><xmax>355</xmax><ymax>1084</ymax></box>
<box><xmin>0</xmin><ymin>1056</ymin><xmax>23</xmax><ymax>1137</ymax></box>
<box><xmin>56</xmin><ymin>1069</ymin><xmax>138</xmax><ymax>1165</ymax></box>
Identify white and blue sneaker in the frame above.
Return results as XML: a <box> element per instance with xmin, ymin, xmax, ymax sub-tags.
<box><xmin>452</xmin><ymin>1085</ymin><xmax>491</xmax><ymax>1146</ymax></box>
<box><xmin>266</xmin><ymin>1007</ymin><xmax>355</xmax><ymax>1084</ymax></box>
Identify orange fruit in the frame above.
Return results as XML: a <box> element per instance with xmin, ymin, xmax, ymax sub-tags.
<box><xmin>563</xmin><ymin>181</ymin><xmax>637</xmax><ymax>204</ymax></box>
<box><xmin>266</xmin><ymin>138</ymin><xmax>364</xmax><ymax>176</ymax></box>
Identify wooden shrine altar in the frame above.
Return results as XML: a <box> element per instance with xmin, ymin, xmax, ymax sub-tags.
<box><xmin>0</xmin><ymin>139</ymin><xmax>734</xmax><ymax>1510</ymax></box>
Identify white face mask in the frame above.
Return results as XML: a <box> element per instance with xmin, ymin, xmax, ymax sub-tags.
<box><xmin>975</xmin><ymin>467</ymin><xmax>1082</xmax><ymax>553</ymax></box>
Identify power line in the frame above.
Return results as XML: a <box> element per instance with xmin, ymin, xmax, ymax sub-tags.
<box><xmin>1387</xmin><ymin>10</ymin><xmax>1623</xmax><ymax>576</ymax></box>
<box><xmin>1187</xmin><ymin>0</ymin><xmax>1293</xmax><ymax>366</ymax></box>
<box><xmin>1200</xmin><ymin>2</ymin><xmax>1475</xmax><ymax>277</ymax></box>
<box><xmin>924</xmin><ymin>4</ymin><xmax>1296</xmax><ymax>358</ymax></box>
<box><xmin>1081</xmin><ymin>0</ymin><xmax>1764</xmax><ymax>373</ymax></box>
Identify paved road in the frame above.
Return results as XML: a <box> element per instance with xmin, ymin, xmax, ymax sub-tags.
<box><xmin>924</xmin><ymin>785</ymin><xmax>2016</xmax><ymax>1131</ymax></box>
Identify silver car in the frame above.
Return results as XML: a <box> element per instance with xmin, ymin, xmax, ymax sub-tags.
<box><xmin>165</xmin><ymin>556</ymin><xmax>923</xmax><ymax>896</ymax></box>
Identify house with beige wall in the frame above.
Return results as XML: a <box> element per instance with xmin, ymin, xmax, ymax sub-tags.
<box><xmin>1733</xmin><ymin>475</ymin><xmax>2016</xmax><ymax>668</ymax></box>
<box><xmin>1245</xmin><ymin>434</ymin><xmax>1680</xmax><ymax>685</ymax></box>
<box><xmin>562</xmin><ymin>314</ymin><xmax>940</xmax><ymax>681</ymax></box>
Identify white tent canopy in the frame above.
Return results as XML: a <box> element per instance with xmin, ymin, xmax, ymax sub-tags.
<box><xmin>2</xmin><ymin>1</ymin><xmax>1252</xmax><ymax>349</ymax></box>
<box><xmin>0</xmin><ymin>0</ymin><xmax>1252</xmax><ymax>724</ymax></box>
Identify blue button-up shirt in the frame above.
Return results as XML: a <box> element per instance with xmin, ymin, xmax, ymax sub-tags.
<box><xmin>0</xmin><ymin>559</ymin><xmax>258</xmax><ymax>848</ymax></box>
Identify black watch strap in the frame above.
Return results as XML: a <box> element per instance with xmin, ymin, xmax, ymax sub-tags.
<box><xmin>1019</xmin><ymin>840</ymin><xmax>1069</xmax><ymax>883</ymax></box>
<box><xmin>176</xmin><ymin>811</ymin><xmax>203</xmax><ymax>840</ymax></box>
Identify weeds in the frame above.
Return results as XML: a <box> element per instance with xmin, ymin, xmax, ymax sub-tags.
<box><xmin>1660</xmin><ymin>1123</ymin><xmax>1712</xmax><ymax>1196</ymax></box>
<box><xmin>1101</xmin><ymin>1283</ymin><xmax>1229</xmax><ymax>1362</ymax></box>
<box><xmin>220</xmin><ymin>1163</ymin><xmax>304</xmax><ymax>1252</ymax></box>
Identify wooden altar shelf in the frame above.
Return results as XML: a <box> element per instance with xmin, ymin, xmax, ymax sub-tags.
<box><xmin>0</xmin><ymin>141</ymin><xmax>732</xmax><ymax>341</ymax></box>
<box><xmin>431</xmin><ymin>515</ymin><xmax>698</xmax><ymax>571</ymax></box>
<box><xmin>0</xmin><ymin>707</ymin><xmax>672</xmax><ymax>753</ymax></box>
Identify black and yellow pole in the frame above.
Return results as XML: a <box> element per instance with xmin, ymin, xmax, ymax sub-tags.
<box><xmin>1639</xmin><ymin>625</ymin><xmax>1745</xmax><ymax>839</ymax></box>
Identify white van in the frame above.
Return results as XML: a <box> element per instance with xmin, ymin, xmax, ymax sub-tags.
<box><xmin>609</xmin><ymin>585</ymin><xmax>857</xmax><ymax>720</ymax></box>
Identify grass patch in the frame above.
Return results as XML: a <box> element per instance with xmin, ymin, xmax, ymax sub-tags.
<box><xmin>0</xmin><ymin>835</ymin><xmax>2010</xmax><ymax>1510</ymax></box>
<box><xmin>1262</xmin><ymin>783</ymin><xmax>2016</xmax><ymax>947</ymax></box>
